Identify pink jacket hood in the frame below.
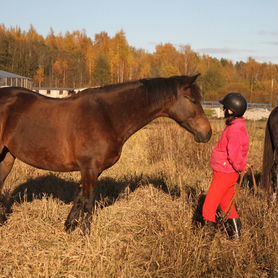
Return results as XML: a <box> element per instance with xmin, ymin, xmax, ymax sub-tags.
<box><xmin>211</xmin><ymin>118</ymin><xmax>249</xmax><ymax>173</ymax></box>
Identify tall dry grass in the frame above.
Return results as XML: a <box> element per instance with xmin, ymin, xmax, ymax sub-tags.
<box><xmin>0</xmin><ymin>118</ymin><xmax>277</xmax><ymax>278</ymax></box>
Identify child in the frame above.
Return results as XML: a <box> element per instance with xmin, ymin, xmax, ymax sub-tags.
<box><xmin>202</xmin><ymin>92</ymin><xmax>249</xmax><ymax>239</ymax></box>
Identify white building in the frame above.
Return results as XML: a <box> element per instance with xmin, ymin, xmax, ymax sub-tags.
<box><xmin>0</xmin><ymin>70</ymin><xmax>33</xmax><ymax>89</ymax></box>
<box><xmin>33</xmin><ymin>88</ymin><xmax>86</xmax><ymax>98</ymax></box>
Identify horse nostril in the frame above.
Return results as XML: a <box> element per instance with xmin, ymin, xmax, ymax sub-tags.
<box><xmin>195</xmin><ymin>129</ymin><xmax>212</xmax><ymax>143</ymax></box>
<box><xmin>207</xmin><ymin>129</ymin><xmax>212</xmax><ymax>140</ymax></box>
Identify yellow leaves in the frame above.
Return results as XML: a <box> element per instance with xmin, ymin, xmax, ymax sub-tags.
<box><xmin>33</xmin><ymin>66</ymin><xmax>45</xmax><ymax>87</ymax></box>
<box><xmin>0</xmin><ymin>24</ymin><xmax>276</xmax><ymax>103</ymax></box>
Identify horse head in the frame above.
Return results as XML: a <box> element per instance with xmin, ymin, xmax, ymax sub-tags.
<box><xmin>167</xmin><ymin>74</ymin><xmax>212</xmax><ymax>143</ymax></box>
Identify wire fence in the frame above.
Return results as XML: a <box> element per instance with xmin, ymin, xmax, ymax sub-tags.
<box><xmin>202</xmin><ymin>101</ymin><xmax>272</xmax><ymax>110</ymax></box>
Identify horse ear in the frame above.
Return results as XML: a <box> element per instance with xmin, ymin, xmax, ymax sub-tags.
<box><xmin>189</xmin><ymin>73</ymin><xmax>201</xmax><ymax>84</ymax></box>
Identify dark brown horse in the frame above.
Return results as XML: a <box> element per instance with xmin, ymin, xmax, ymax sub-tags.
<box><xmin>261</xmin><ymin>106</ymin><xmax>278</xmax><ymax>194</ymax></box>
<box><xmin>0</xmin><ymin>74</ymin><xmax>211</xmax><ymax>234</ymax></box>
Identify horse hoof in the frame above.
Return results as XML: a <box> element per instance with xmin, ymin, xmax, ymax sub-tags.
<box><xmin>0</xmin><ymin>209</ymin><xmax>7</xmax><ymax>225</ymax></box>
<box><xmin>80</xmin><ymin>222</ymin><xmax>91</xmax><ymax>236</ymax></box>
<box><xmin>0</xmin><ymin>214</ymin><xmax>7</xmax><ymax>225</ymax></box>
<box><xmin>0</xmin><ymin>201</ymin><xmax>8</xmax><ymax>225</ymax></box>
<box><xmin>64</xmin><ymin>219</ymin><xmax>79</xmax><ymax>233</ymax></box>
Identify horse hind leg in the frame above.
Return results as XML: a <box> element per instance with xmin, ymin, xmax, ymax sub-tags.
<box><xmin>0</xmin><ymin>148</ymin><xmax>15</xmax><ymax>225</ymax></box>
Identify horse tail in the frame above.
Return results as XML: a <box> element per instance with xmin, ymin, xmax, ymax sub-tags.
<box><xmin>261</xmin><ymin>119</ymin><xmax>274</xmax><ymax>192</ymax></box>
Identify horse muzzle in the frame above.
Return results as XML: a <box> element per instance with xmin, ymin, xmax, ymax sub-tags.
<box><xmin>194</xmin><ymin>128</ymin><xmax>212</xmax><ymax>143</ymax></box>
<box><xmin>178</xmin><ymin>120</ymin><xmax>212</xmax><ymax>143</ymax></box>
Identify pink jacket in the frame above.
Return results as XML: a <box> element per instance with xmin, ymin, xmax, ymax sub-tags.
<box><xmin>210</xmin><ymin>118</ymin><xmax>249</xmax><ymax>173</ymax></box>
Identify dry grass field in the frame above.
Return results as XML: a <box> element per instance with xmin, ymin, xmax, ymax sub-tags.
<box><xmin>0</xmin><ymin>117</ymin><xmax>277</xmax><ymax>278</ymax></box>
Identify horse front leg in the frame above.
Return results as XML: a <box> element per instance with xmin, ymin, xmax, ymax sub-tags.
<box><xmin>271</xmin><ymin>156</ymin><xmax>277</xmax><ymax>194</ymax></box>
<box><xmin>65</xmin><ymin>167</ymin><xmax>98</xmax><ymax>234</ymax></box>
<box><xmin>64</xmin><ymin>188</ymin><xmax>83</xmax><ymax>233</ymax></box>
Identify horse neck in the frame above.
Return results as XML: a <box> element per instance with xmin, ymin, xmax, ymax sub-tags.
<box><xmin>99</xmin><ymin>83</ymin><xmax>173</xmax><ymax>143</ymax></box>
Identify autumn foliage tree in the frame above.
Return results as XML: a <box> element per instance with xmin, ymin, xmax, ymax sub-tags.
<box><xmin>0</xmin><ymin>24</ymin><xmax>277</xmax><ymax>104</ymax></box>
<box><xmin>93</xmin><ymin>55</ymin><xmax>111</xmax><ymax>86</ymax></box>
<box><xmin>33</xmin><ymin>66</ymin><xmax>45</xmax><ymax>88</ymax></box>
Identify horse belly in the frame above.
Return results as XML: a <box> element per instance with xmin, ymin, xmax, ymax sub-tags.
<box><xmin>4</xmin><ymin>121</ymin><xmax>78</xmax><ymax>172</ymax></box>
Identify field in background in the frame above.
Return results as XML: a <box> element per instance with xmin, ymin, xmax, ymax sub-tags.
<box><xmin>0</xmin><ymin>118</ymin><xmax>277</xmax><ymax>278</ymax></box>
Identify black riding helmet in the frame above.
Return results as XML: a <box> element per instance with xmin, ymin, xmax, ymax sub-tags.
<box><xmin>220</xmin><ymin>92</ymin><xmax>247</xmax><ymax>117</ymax></box>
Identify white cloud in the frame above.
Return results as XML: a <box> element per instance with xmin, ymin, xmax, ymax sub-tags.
<box><xmin>197</xmin><ymin>47</ymin><xmax>255</xmax><ymax>55</ymax></box>
<box><xmin>257</xmin><ymin>30</ymin><xmax>278</xmax><ymax>36</ymax></box>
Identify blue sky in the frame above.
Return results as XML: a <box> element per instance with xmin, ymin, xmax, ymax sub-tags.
<box><xmin>1</xmin><ymin>0</ymin><xmax>277</xmax><ymax>64</ymax></box>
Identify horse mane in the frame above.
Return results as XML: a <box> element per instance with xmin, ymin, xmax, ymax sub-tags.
<box><xmin>81</xmin><ymin>80</ymin><xmax>142</xmax><ymax>96</ymax></box>
<box><xmin>80</xmin><ymin>76</ymin><xmax>201</xmax><ymax>107</ymax></box>
<box><xmin>141</xmin><ymin>76</ymin><xmax>202</xmax><ymax>103</ymax></box>
<box><xmin>140</xmin><ymin>77</ymin><xmax>177</xmax><ymax>105</ymax></box>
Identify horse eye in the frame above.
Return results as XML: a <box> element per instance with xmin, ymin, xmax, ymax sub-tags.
<box><xmin>185</xmin><ymin>95</ymin><xmax>197</xmax><ymax>104</ymax></box>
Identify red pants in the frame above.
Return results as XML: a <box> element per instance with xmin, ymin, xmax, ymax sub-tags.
<box><xmin>202</xmin><ymin>171</ymin><xmax>240</xmax><ymax>223</ymax></box>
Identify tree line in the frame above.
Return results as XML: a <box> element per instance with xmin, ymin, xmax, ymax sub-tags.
<box><xmin>0</xmin><ymin>24</ymin><xmax>277</xmax><ymax>104</ymax></box>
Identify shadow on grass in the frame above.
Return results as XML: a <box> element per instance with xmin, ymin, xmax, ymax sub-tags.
<box><xmin>0</xmin><ymin>173</ymin><xmax>181</xmax><ymax>224</ymax></box>
<box><xmin>1</xmin><ymin>170</ymin><xmax>260</xmax><ymax>227</ymax></box>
